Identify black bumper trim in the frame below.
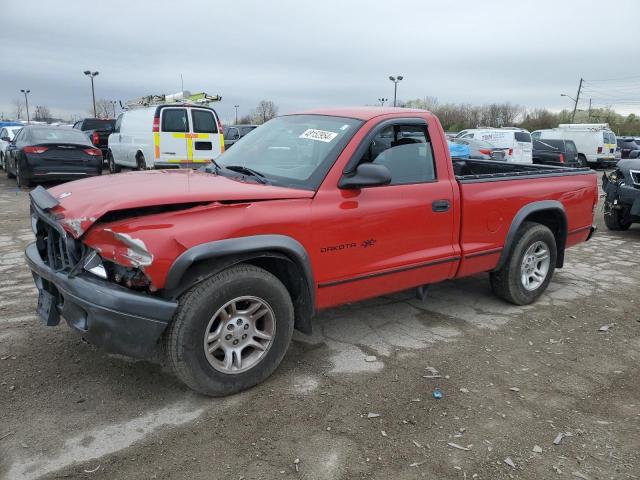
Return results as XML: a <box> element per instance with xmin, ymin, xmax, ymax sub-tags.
<box><xmin>25</xmin><ymin>242</ymin><xmax>178</xmax><ymax>358</ymax></box>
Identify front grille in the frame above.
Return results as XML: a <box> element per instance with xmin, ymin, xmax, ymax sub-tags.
<box><xmin>33</xmin><ymin>210</ymin><xmax>82</xmax><ymax>272</ymax></box>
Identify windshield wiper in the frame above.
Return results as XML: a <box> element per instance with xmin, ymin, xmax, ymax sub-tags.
<box><xmin>203</xmin><ymin>159</ymin><xmax>222</xmax><ymax>174</ymax></box>
<box><xmin>224</xmin><ymin>165</ymin><xmax>269</xmax><ymax>184</ymax></box>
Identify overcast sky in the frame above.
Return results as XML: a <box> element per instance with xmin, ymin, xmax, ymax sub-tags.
<box><xmin>1</xmin><ymin>0</ymin><xmax>639</xmax><ymax>123</ymax></box>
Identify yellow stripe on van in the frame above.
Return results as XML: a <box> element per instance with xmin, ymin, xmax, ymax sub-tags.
<box><xmin>219</xmin><ymin>133</ymin><xmax>225</xmax><ymax>153</ymax></box>
<box><xmin>166</xmin><ymin>159</ymin><xmax>211</xmax><ymax>163</ymax></box>
<box><xmin>154</xmin><ymin>132</ymin><xmax>160</xmax><ymax>159</ymax></box>
<box><xmin>171</xmin><ymin>133</ymin><xmax>210</xmax><ymax>139</ymax></box>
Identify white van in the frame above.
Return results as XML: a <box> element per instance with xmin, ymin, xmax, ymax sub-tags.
<box><xmin>108</xmin><ymin>104</ymin><xmax>223</xmax><ymax>172</ymax></box>
<box><xmin>455</xmin><ymin>127</ymin><xmax>532</xmax><ymax>163</ymax></box>
<box><xmin>532</xmin><ymin>124</ymin><xmax>616</xmax><ymax>167</ymax></box>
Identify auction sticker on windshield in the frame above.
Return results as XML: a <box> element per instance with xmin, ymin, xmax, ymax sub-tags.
<box><xmin>299</xmin><ymin>129</ymin><xmax>338</xmax><ymax>143</ymax></box>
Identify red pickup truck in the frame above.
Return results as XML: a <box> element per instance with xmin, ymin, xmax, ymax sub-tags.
<box><xmin>25</xmin><ymin>107</ymin><xmax>598</xmax><ymax>396</ymax></box>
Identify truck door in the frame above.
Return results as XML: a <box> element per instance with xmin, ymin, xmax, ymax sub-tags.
<box><xmin>159</xmin><ymin>107</ymin><xmax>189</xmax><ymax>165</ymax></box>
<box><xmin>313</xmin><ymin>120</ymin><xmax>458</xmax><ymax>307</ymax></box>
<box><xmin>189</xmin><ymin>108</ymin><xmax>223</xmax><ymax>165</ymax></box>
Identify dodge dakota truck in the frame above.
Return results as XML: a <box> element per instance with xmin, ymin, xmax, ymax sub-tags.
<box><xmin>25</xmin><ymin>107</ymin><xmax>598</xmax><ymax>396</ymax></box>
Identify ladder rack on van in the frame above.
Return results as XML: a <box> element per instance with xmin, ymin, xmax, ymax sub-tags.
<box><xmin>121</xmin><ymin>91</ymin><xmax>222</xmax><ymax>110</ymax></box>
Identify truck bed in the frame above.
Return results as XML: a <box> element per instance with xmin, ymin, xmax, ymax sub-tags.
<box><xmin>453</xmin><ymin>159</ymin><xmax>590</xmax><ymax>182</ymax></box>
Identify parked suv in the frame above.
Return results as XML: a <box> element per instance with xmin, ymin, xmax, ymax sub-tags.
<box><xmin>224</xmin><ymin>125</ymin><xmax>258</xmax><ymax>149</ymax></box>
<box><xmin>107</xmin><ymin>104</ymin><xmax>223</xmax><ymax>173</ymax></box>
<box><xmin>532</xmin><ymin>139</ymin><xmax>581</xmax><ymax>167</ymax></box>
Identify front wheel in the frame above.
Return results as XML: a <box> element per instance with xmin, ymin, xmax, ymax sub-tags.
<box><xmin>603</xmin><ymin>201</ymin><xmax>631</xmax><ymax>231</ymax></box>
<box><xmin>107</xmin><ymin>151</ymin><xmax>121</xmax><ymax>174</ymax></box>
<box><xmin>490</xmin><ymin>222</ymin><xmax>557</xmax><ymax>305</ymax></box>
<box><xmin>165</xmin><ymin>264</ymin><xmax>295</xmax><ymax>396</ymax></box>
<box><xmin>578</xmin><ymin>154</ymin><xmax>588</xmax><ymax>168</ymax></box>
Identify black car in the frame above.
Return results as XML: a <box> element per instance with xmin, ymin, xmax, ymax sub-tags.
<box><xmin>616</xmin><ymin>138</ymin><xmax>640</xmax><ymax>159</ymax></box>
<box><xmin>602</xmin><ymin>159</ymin><xmax>640</xmax><ymax>230</ymax></box>
<box><xmin>532</xmin><ymin>139</ymin><xmax>581</xmax><ymax>168</ymax></box>
<box><xmin>224</xmin><ymin>125</ymin><xmax>258</xmax><ymax>149</ymax></box>
<box><xmin>5</xmin><ymin>126</ymin><xmax>103</xmax><ymax>188</ymax></box>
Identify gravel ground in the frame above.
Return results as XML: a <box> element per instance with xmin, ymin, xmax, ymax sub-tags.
<box><xmin>0</xmin><ymin>172</ymin><xmax>638</xmax><ymax>480</ymax></box>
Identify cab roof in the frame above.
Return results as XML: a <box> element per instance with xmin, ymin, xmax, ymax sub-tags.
<box><xmin>291</xmin><ymin>107</ymin><xmax>430</xmax><ymax>121</ymax></box>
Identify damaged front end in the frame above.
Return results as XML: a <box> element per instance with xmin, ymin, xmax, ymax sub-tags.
<box><xmin>25</xmin><ymin>187</ymin><xmax>178</xmax><ymax>358</ymax></box>
<box><xmin>602</xmin><ymin>160</ymin><xmax>640</xmax><ymax>227</ymax></box>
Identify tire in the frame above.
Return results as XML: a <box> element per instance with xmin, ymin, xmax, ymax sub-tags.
<box><xmin>165</xmin><ymin>264</ymin><xmax>295</xmax><ymax>396</ymax></box>
<box><xmin>136</xmin><ymin>153</ymin><xmax>147</xmax><ymax>171</ymax></box>
<box><xmin>16</xmin><ymin>161</ymin><xmax>31</xmax><ymax>188</ymax></box>
<box><xmin>0</xmin><ymin>153</ymin><xmax>4</xmax><ymax>171</ymax></box>
<box><xmin>107</xmin><ymin>150</ymin><xmax>121</xmax><ymax>174</ymax></box>
<box><xmin>490</xmin><ymin>222</ymin><xmax>557</xmax><ymax>305</ymax></box>
<box><xmin>578</xmin><ymin>154</ymin><xmax>588</xmax><ymax>168</ymax></box>
<box><xmin>603</xmin><ymin>201</ymin><xmax>631</xmax><ymax>231</ymax></box>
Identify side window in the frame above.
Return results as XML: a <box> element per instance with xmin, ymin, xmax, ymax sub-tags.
<box><xmin>161</xmin><ymin>109</ymin><xmax>189</xmax><ymax>133</ymax></box>
<box><xmin>13</xmin><ymin>129</ymin><xmax>25</xmax><ymax>143</ymax></box>
<box><xmin>462</xmin><ymin>133</ymin><xmax>474</xmax><ymax>138</ymax></box>
<box><xmin>0</xmin><ymin>129</ymin><xmax>6</xmax><ymax>139</ymax></box>
<box><xmin>192</xmin><ymin>109</ymin><xmax>217</xmax><ymax>133</ymax></box>
<box><xmin>114</xmin><ymin>114</ymin><xmax>123</xmax><ymax>133</ymax></box>
<box><xmin>565</xmin><ymin>142</ymin><xmax>577</xmax><ymax>156</ymax></box>
<box><xmin>359</xmin><ymin>124</ymin><xmax>436</xmax><ymax>185</ymax></box>
<box><xmin>240</xmin><ymin>126</ymin><xmax>255</xmax><ymax>136</ymax></box>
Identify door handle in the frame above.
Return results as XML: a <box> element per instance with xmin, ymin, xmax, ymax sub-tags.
<box><xmin>432</xmin><ymin>199</ymin><xmax>450</xmax><ymax>212</ymax></box>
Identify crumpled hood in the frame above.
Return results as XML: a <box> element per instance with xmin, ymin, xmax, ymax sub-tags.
<box><xmin>46</xmin><ymin>169</ymin><xmax>314</xmax><ymax>238</ymax></box>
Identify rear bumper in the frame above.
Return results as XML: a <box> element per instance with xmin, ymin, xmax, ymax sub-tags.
<box><xmin>24</xmin><ymin>242</ymin><xmax>177</xmax><ymax>358</ymax></box>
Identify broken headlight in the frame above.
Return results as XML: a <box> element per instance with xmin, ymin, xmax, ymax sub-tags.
<box><xmin>83</xmin><ymin>249</ymin><xmax>154</xmax><ymax>291</ymax></box>
<box><xmin>83</xmin><ymin>250</ymin><xmax>107</xmax><ymax>279</ymax></box>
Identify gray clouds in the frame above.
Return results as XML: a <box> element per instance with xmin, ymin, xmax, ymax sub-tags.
<box><xmin>1</xmin><ymin>0</ymin><xmax>638</xmax><ymax>122</ymax></box>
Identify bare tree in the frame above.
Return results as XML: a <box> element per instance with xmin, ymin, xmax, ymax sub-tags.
<box><xmin>93</xmin><ymin>99</ymin><xmax>114</xmax><ymax>119</ymax></box>
<box><xmin>33</xmin><ymin>105</ymin><xmax>52</xmax><ymax>122</ymax></box>
<box><xmin>251</xmin><ymin>100</ymin><xmax>278</xmax><ymax>124</ymax></box>
<box><xmin>12</xmin><ymin>99</ymin><xmax>24</xmax><ymax>120</ymax></box>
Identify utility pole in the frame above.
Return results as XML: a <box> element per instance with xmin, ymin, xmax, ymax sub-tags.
<box><xmin>234</xmin><ymin>105</ymin><xmax>239</xmax><ymax>124</ymax></box>
<box><xmin>570</xmin><ymin>78</ymin><xmax>583</xmax><ymax>123</ymax></box>
<box><xmin>20</xmin><ymin>89</ymin><xmax>30</xmax><ymax>123</ymax></box>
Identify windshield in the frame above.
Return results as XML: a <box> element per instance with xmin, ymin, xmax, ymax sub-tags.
<box><xmin>217</xmin><ymin>115</ymin><xmax>363</xmax><ymax>190</ymax></box>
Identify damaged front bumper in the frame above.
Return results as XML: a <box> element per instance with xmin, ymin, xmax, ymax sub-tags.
<box><xmin>25</xmin><ymin>242</ymin><xmax>177</xmax><ymax>358</ymax></box>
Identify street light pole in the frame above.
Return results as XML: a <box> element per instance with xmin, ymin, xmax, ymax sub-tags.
<box><xmin>234</xmin><ymin>105</ymin><xmax>239</xmax><ymax>125</ymax></box>
<box><xmin>110</xmin><ymin>100</ymin><xmax>117</xmax><ymax>118</ymax></box>
<box><xmin>388</xmin><ymin>75</ymin><xmax>403</xmax><ymax>107</ymax></box>
<box><xmin>377</xmin><ymin>97</ymin><xmax>388</xmax><ymax>106</ymax></box>
<box><xmin>83</xmin><ymin>70</ymin><xmax>99</xmax><ymax>117</ymax></box>
<box><xmin>20</xmin><ymin>89</ymin><xmax>30</xmax><ymax>123</ymax></box>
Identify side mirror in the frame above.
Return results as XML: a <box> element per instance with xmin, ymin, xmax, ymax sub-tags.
<box><xmin>338</xmin><ymin>163</ymin><xmax>391</xmax><ymax>189</ymax></box>
<box><xmin>1</xmin><ymin>136</ymin><xmax>9</xmax><ymax>142</ymax></box>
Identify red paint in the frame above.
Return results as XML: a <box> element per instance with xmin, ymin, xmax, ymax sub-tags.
<box><xmin>46</xmin><ymin>108</ymin><xmax>598</xmax><ymax>309</ymax></box>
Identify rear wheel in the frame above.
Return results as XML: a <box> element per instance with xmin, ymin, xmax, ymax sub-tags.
<box><xmin>16</xmin><ymin>161</ymin><xmax>31</xmax><ymax>188</ymax></box>
<box><xmin>165</xmin><ymin>264</ymin><xmax>295</xmax><ymax>396</ymax></box>
<box><xmin>603</xmin><ymin>201</ymin><xmax>631</xmax><ymax>231</ymax></box>
<box><xmin>107</xmin><ymin>150</ymin><xmax>121</xmax><ymax>174</ymax></box>
<box><xmin>490</xmin><ymin>222</ymin><xmax>557</xmax><ymax>305</ymax></box>
<box><xmin>0</xmin><ymin>152</ymin><xmax>4</xmax><ymax>170</ymax></box>
<box><xmin>578</xmin><ymin>154</ymin><xmax>588</xmax><ymax>168</ymax></box>
<box><xmin>136</xmin><ymin>153</ymin><xmax>147</xmax><ymax>171</ymax></box>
